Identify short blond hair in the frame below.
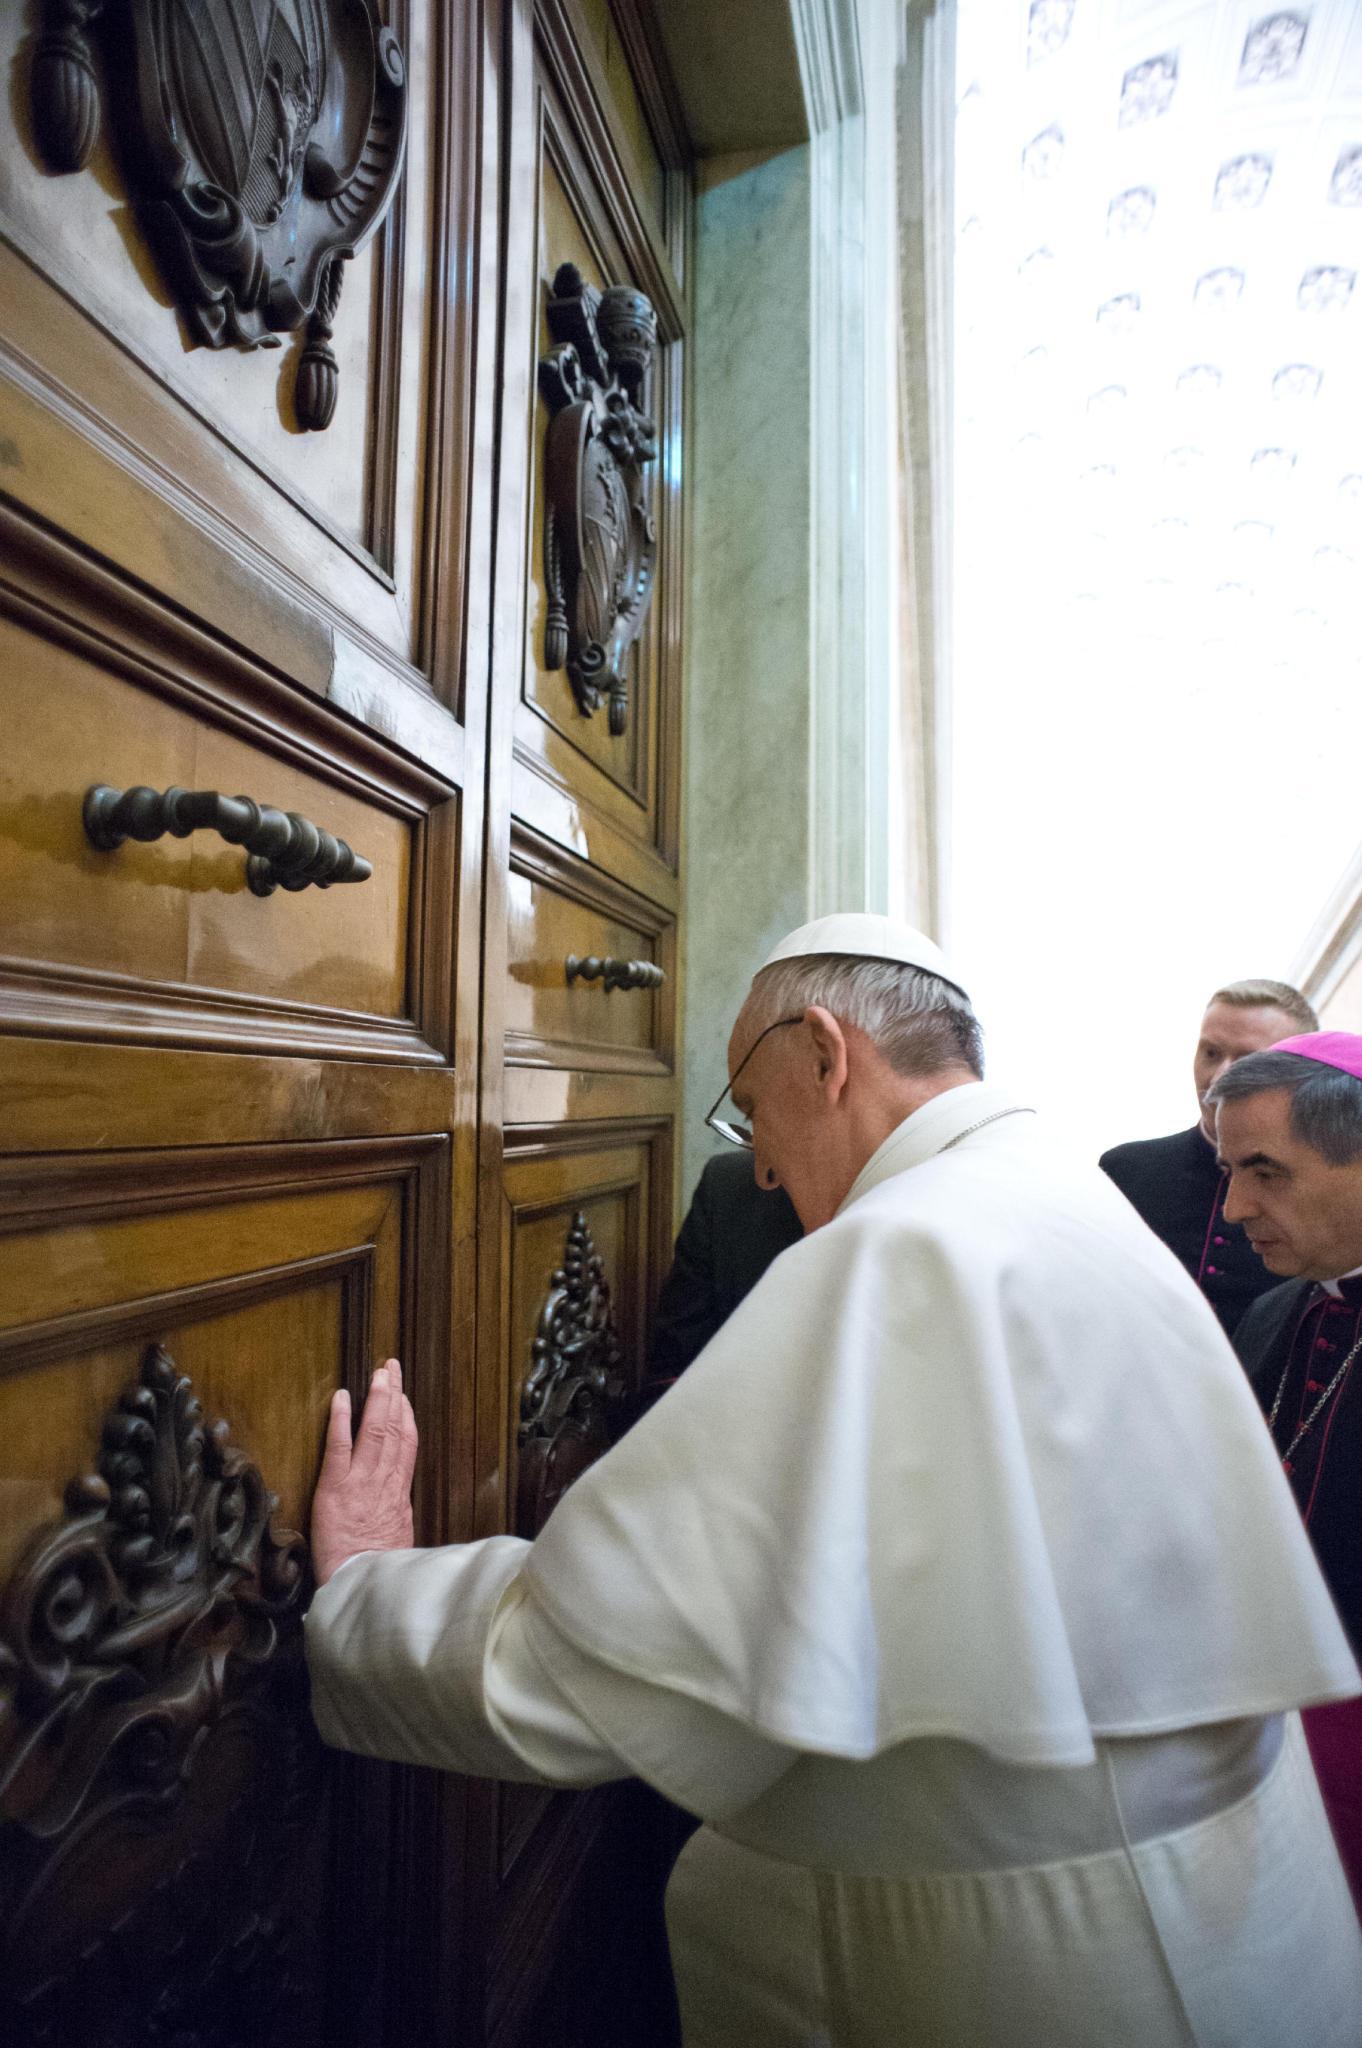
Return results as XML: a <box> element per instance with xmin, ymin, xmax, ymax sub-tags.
<box><xmin>1207</xmin><ymin>979</ymin><xmax>1317</xmax><ymax>1032</ymax></box>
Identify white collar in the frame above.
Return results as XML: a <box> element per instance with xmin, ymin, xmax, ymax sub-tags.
<box><xmin>1322</xmin><ymin>1263</ymin><xmax>1362</xmax><ymax>1299</ymax></box>
<box><xmin>838</xmin><ymin>1082</ymin><xmax>1035</xmax><ymax>1215</ymax></box>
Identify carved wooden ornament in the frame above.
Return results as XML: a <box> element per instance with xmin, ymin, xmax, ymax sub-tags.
<box><xmin>538</xmin><ymin>263</ymin><xmax>659</xmax><ymax>736</ymax></box>
<box><xmin>31</xmin><ymin>0</ymin><xmax>408</xmax><ymax>431</ymax></box>
<box><xmin>0</xmin><ymin>1345</ymin><xmax>314</xmax><ymax>2046</ymax></box>
<box><xmin>517</xmin><ymin>1212</ymin><xmax>627</xmax><ymax>1536</ymax></box>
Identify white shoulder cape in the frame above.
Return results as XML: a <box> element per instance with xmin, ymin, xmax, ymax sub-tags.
<box><xmin>526</xmin><ymin>1083</ymin><xmax>1358</xmax><ymax>1766</ymax></box>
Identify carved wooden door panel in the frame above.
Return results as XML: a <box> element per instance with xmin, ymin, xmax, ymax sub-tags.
<box><xmin>0</xmin><ymin>1</ymin><xmax>491</xmax><ymax>2040</ymax></box>
<box><xmin>469</xmin><ymin>1</ymin><xmax>692</xmax><ymax>2041</ymax></box>
<box><xmin>0</xmin><ymin>1142</ymin><xmax>450</xmax><ymax>2045</ymax></box>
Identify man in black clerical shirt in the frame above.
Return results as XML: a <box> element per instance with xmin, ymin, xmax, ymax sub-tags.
<box><xmin>1208</xmin><ymin>1031</ymin><xmax>1362</xmax><ymax>1907</ymax></box>
<box><xmin>649</xmin><ymin>1150</ymin><xmax>802</xmax><ymax>1383</ymax></box>
<box><xmin>619</xmin><ymin>1156</ymin><xmax>800</xmax><ymax>1433</ymax></box>
<box><xmin>1100</xmin><ymin>978</ymin><xmax>1316</xmax><ymax>1334</ymax></box>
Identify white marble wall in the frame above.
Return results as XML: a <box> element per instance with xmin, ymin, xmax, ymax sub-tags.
<box><xmin>678</xmin><ymin>28</ymin><xmax>926</xmax><ymax>1202</ymax></box>
<box><xmin>1294</xmin><ymin>839</ymin><xmax>1362</xmax><ymax>1032</ymax></box>
<box><xmin>681</xmin><ymin>144</ymin><xmax>816</xmax><ymax>1199</ymax></box>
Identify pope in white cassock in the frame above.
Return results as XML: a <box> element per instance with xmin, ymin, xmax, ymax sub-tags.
<box><xmin>306</xmin><ymin>916</ymin><xmax>1362</xmax><ymax>2046</ymax></box>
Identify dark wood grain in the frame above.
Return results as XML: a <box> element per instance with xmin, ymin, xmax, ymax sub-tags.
<box><xmin>29</xmin><ymin>0</ymin><xmax>409</xmax><ymax>431</ymax></box>
<box><xmin>1</xmin><ymin>0</ymin><xmax>689</xmax><ymax>2040</ymax></box>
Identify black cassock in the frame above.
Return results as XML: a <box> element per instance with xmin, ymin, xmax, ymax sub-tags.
<box><xmin>1100</xmin><ymin>1123</ymin><xmax>1282</xmax><ymax>1337</ymax></box>
<box><xmin>650</xmin><ymin>1151</ymin><xmax>802</xmax><ymax>1378</ymax></box>
<box><xmin>1234</xmin><ymin>1275</ymin><xmax>1362</xmax><ymax>1648</ymax></box>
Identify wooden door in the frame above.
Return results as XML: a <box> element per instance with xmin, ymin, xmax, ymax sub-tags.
<box><xmin>469</xmin><ymin>0</ymin><xmax>693</xmax><ymax>2040</ymax></box>
<box><xmin>0</xmin><ymin>0</ymin><xmax>691</xmax><ymax>2039</ymax></box>
<box><xmin>0</xmin><ymin>2</ymin><xmax>495</xmax><ymax>2038</ymax></box>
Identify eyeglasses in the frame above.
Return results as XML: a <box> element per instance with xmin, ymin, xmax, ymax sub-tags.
<box><xmin>703</xmin><ymin>1016</ymin><xmax>803</xmax><ymax>1149</ymax></box>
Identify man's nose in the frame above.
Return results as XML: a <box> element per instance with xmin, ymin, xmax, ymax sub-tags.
<box><xmin>1222</xmin><ymin>1172</ymin><xmax>1253</xmax><ymax>1224</ymax></box>
<box><xmin>1203</xmin><ymin>1057</ymin><xmax>1235</xmax><ymax>1094</ymax></box>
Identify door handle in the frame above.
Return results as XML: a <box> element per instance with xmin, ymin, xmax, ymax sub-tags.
<box><xmin>83</xmin><ymin>785</ymin><xmax>372</xmax><ymax>897</ymax></box>
<box><xmin>564</xmin><ymin>954</ymin><xmax>664</xmax><ymax>992</ymax></box>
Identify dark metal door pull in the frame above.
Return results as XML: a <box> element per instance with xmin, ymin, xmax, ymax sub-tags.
<box><xmin>83</xmin><ymin>785</ymin><xmax>373</xmax><ymax>897</ymax></box>
<box><xmin>564</xmin><ymin>955</ymin><xmax>664</xmax><ymax>992</ymax></box>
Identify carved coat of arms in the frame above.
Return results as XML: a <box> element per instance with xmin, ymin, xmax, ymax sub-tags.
<box><xmin>32</xmin><ymin>0</ymin><xmax>408</xmax><ymax>429</ymax></box>
<box><xmin>538</xmin><ymin>264</ymin><xmax>659</xmax><ymax>737</ymax></box>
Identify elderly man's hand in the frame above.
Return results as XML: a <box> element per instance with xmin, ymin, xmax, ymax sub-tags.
<box><xmin>312</xmin><ymin>1360</ymin><xmax>419</xmax><ymax>1586</ymax></box>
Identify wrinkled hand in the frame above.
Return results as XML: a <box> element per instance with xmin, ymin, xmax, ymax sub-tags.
<box><xmin>312</xmin><ymin>1360</ymin><xmax>419</xmax><ymax>1586</ymax></box>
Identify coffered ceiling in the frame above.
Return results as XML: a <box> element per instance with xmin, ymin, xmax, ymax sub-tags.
<box><xmin>954</xmin><ymin>1</ymin><xmax>1362</xmax><ymax>665</ymax></box>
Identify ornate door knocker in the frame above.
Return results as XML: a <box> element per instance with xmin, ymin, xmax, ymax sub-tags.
<box><xmin>538</xmin><ymin>264</ymin><xmax>659</xmax><ymax>737</ymax></box>
<box><xmin>517</xmin><ymin>1211</ymin><xmax>627</xmax><ymax>1535</ymax></box>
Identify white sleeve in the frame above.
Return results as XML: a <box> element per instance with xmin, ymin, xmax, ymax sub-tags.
<box><xmin>305</xmin><ymin>1538</ymin><xmax>566</xmax><ymax>1781</ymax></box>
<box><xmin>304</xmin><ymin>1538</ymin><xmax>797</xmax><ymax>1816</ymax></box>
<box><xmin>512</xmin><ymin>1590</ymin><xmax>797</xmax><ymax>1819</ymax></box>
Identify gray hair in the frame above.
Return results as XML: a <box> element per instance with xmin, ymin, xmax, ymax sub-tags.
<box><xmin>744</xmin><ymin>954</ymin><xmax>984</xmax><ymax>1080</ymax></box>
<box><xmin>1207</xmin><ymin>979</ymin><xmax>1317</xmax><ymax>1032</ymax></box>
<box><xmin>1206</xmin><ymin>1052</ymin><xmax>1362</xmax><ymax>1166</ymax></box>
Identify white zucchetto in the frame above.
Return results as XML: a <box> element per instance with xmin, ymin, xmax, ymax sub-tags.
<box><xmin>758</xmin><ymin>913</ymin><xmax>968</xmax><ymax>1001</ymax></box>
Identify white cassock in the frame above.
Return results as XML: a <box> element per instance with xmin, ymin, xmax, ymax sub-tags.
<box><xmin>306</xmin><ymin>1081</ymin><xmax>1362</xmax><ymax>2046</ymax></box>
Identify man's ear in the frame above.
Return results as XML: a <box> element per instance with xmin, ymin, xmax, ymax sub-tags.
<box><xmin>804</xmin><ymin>1005</ymin><xmax>850</xmax><ymax>1102</ymax></box>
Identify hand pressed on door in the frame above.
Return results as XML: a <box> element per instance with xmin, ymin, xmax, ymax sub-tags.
<box><xmin>311</xmin><ymin>1360</ymin><xmax>419</xmax><ymax>1586</ymax></box>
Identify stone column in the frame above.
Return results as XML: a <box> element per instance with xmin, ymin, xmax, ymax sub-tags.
<box><xmin>678</xmin><ymin>0</ymin><xmax>941</xmax><ymax>1200</ymax></box>
<box><xmin>681</xmin><ymin>142</ymin><xmax>815</xmax><ymax>1194</ymax></box>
